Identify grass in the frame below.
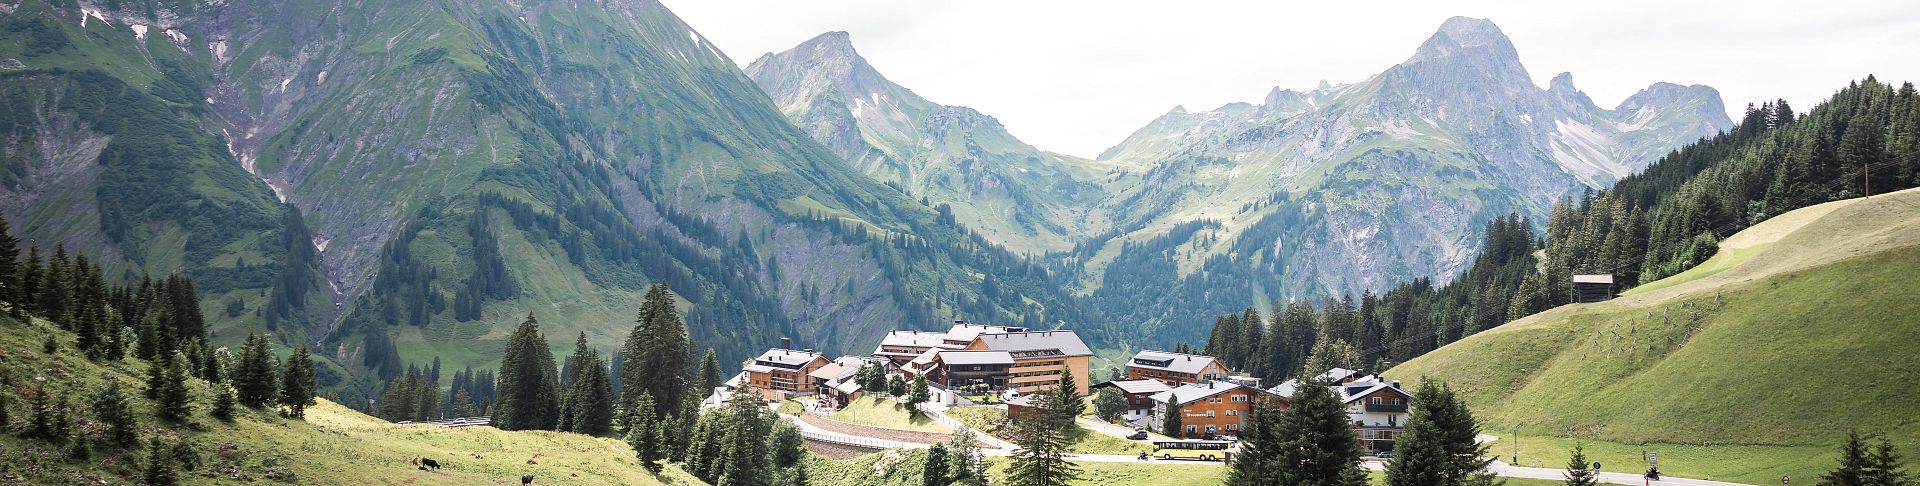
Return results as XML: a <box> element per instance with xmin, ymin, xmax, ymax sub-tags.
<box><xmin>946</xmin><ymin>406</ymin><xmax>1150</xmax><ymax>455</ymax></box>
<box><xmin>819</xmin><ymin>396</ymin><xmax>951</xmax><ymax>434</ymax></box>
<box><xmin>778</xmin><ymin>400</ymin><xmax>805</xmax><ymax>415</ymax></box>
<box><xmin>1389</xmin><ymin>189</ymin><xmax>1920</xmax><ymax>484</ymax></box>
<box><xmin>1366</xmin><ymin>471</ymin><xmax>1561</xmax><ymax>485</ymax></box>
<box><xmin>0</xmin><ymin>313</ymin><xmax>703</xmax><ymax>485</ymax></box>
<box><xmin>986</xmin><ymin>457</ymin><xmax>1226</xmax><ymax>485</ymax></box>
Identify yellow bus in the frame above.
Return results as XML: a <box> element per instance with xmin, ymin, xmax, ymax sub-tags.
<box><xmin>1150</xmin><ymin>439</ymin><xmax>1234</xmax><ymax>461</ymax></box>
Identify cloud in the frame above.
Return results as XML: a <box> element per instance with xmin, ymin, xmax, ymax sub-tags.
<box><xmin>663</xmin><ymin>0</ymin><xmax>1920</xmax><ymax>158</ymax></box>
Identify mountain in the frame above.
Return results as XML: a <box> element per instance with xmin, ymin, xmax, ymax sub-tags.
<box><xmin>0</xmin><ymin>0</ymin><xmax>1091</xmax><ymax>402</ymax></box>
<box><xmin>745</xmin><ymin>32</ymin><xmax>1115</xmax><ymax>254</ymax></box>
<box><xmin>1389</xmin><ymin>187</ymin><xmax>1920</xmax><ymax>484</ymax></box>
<box><xmin>1074</xmin><ymin>17</ymin><xmax>1732</xmax><ymax>344</ymax></box>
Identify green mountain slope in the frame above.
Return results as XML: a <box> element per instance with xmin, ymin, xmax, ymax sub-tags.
<box><xmin>745</xmin><ymin>32</ymin><xmax>1119</xmax><ymax>254</ymax></box>
<box><xmin>0</xmin><ymin>0</ymin><xmax>1093</xmax><ymax>401</ymax></box>
<box><xmin>0</xmin><ymin>313</ymin><xmax>703</xmax><ymax>485</ymax></box>
<box><xmin>1067</xmin><ymin>17</ymin><xmax>1730</xmax><ymax>345</ymax></box>
<box><xmin>1388</xmin><ymin>187</ymin><xmax>1920</xmax><ymax>464</ymax></box>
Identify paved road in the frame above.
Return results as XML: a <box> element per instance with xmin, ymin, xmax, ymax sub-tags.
<box><xmin>1473</xmin><ymin>435</ymin><xmax>1753</xmax><ymax>486</ymax></box>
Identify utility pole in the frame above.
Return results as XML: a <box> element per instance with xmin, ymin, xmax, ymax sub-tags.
<box><xmin>1511</xmin><ymin>429</ymin><xmax>1518</xmax><ymax>465</ymax></box>
<box><xmin>1865</xmin><ymin>162</ymin><xmax>1872</xmax><ymax>199</ymax></box>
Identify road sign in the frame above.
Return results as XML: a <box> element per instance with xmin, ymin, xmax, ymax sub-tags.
<box><xmin>1783</xmin><ymin>475</ymin><xmax>1791</xmax><ymax>485</ymax></box>
<box><xmin>1593</xmin><ymin>462</ymin><xmax>1602</xmax><ymax>471</ymax></box>
<box><xmin>1648</xmin><ymin>452</ymin><xmax>1658</xmax><ymax>466</ymax></box>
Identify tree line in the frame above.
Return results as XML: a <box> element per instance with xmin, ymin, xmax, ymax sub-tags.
<box><xmin>1204</xmin><ymin>77</ymin><xmax>1920</xmax><ymax>378</ymax></box>
<box><xmin>0</xmin><ymin>213</ymin><xmax>317</xmax><ymax>485</ymax></box>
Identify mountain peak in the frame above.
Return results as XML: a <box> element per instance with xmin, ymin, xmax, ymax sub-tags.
<box><xmin>1410</xmin><ymin>16</ymin><xmax>1519</xmax><ymax>64</ymax></box>
<box><xmin>1549</xmin><ymin>72</ymin><xmax>1578</xmax><ymax>93</ymax></box>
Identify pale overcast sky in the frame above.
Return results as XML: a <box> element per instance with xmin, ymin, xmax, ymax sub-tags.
<box><xmin>661</xmin><ymin>0</ymin><xmax>1920</xmax><ymax>159</ymax></box>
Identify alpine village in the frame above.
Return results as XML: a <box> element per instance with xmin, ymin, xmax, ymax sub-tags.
<box><xmin>0</xmin><ymin>0</ymin><xmax>1915</xmax><ymax>485</ymax></box>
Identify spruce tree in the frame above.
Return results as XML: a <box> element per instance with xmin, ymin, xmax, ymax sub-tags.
<box><xmin>91</xmin><ymin>381</ymin><xmax>138</xmax><ymax>445</ymax></box>
<box><xmin>628</xmin><ymin>392</ymin><xmax>662</xmax><ymax>473</ymax></box>
<box><xmin>562</xmin><ymin>338</ymin><xmax>614</xmax><ymax>435</ymax></box>
<box><xmin>1866</xmin><ymin>437</ymin><xmax>1912</xmax><ymax>486</ymax></box>
<box><xmin>889</xmin><ymin>375</ymin><xmax>906</xmax><ymax>396</ymax></box>
<box><xmin>156</xmin><ymin>351</ymin><xmax>194</xmax><ymax>422</ymax></box>
<box><xmin>1562</xmin><ymin>446</ymin><xmax>1597</xmax><ymax>486</ymax></box>
<box><xmin>1227</xmin><ymin>395</ymin><xmax>1288</xmax><ymax>486</ymax></box>
<box><xmin>923</xmin><ymin>443</ymin><xmax>952</xmax><ymax>486</ymax></box>
<box><xmin>1162</xmin><ymin>392</ymin><xmax>1183</xmax><ymax>438</ymax></box>
<box><xmin>699</xmin><ymin>348</ymin><xmax>723</xmax><ymax>394</ymax></box>
<box><xmin>1049</xmin><ymin>372</ymin><xmax>1084</xmax><ymax>420</ymax></box>
<box><xmin>0</xmin><ymin>213</ymin><xmax>18</xmax><ymax>314</ymax></box>
<box><xmin>1006</xmin><ymin>375</ymin><xmax>1079</xmax><ymax>486</ymax></box>
<box><xmin>947</xmin><ymin>429</ymin><xmax>988</xmax><ymax>485</ymax></box>
<box><xmin>1272</xmin><ymin>379</ymin><xmax>1368</xmax><ymax>486</ymax></box>
<box><xmin>493</xmin><ymin>313</ymin><xmax>559</xmax><ymax>431</ymax></box>
<box><xmin>770</xmin><ymin>420</ymin><xmax>808</xmax><ymax>484</ymax></box>
<box><xmin>278</xmin><ymin>346</ymin><xmax>317</xmax><ymax>418</ymax></box>
<box><xmin>233</xmin><ymin>333</ymin><xmax>278</xmax><ymax>408</ymax></box>
<box><xmin>42</xmin><ymin>245</ymin><xmax>70</xmax><ymax>327</ymax></box>
<box><xmin>144</xmin><ymin>437</ymin><xmax>177</xmax><ymax>486</ymax></box>
<box><xmin>17</xmin><ymin>246</ymin><xmax>41</xmax><ymax>319</ymax></box>
<box><xmin>211</xmin><ymin>384</ymin><xmax>237</xmax><ymax>422</ymax></box>
<box><xmin>620</xmin><ymin>283</ymin><xmax>691</xmax><ymax>417</ymax></box>
<box><xmin>712</xmin><ymin>385</ymin><xmax>773</xmax><ymax>486</ymax></box>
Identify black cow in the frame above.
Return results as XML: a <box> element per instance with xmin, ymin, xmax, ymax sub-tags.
<box><xmin>521</xmin><ymin>475</ymin><xmax>535</xmax><ymax>485</ymax></box>
<box><xmin>420</xmin><ymin>458</ymin><xmax>441</xmax><ymax>470</ymax></box>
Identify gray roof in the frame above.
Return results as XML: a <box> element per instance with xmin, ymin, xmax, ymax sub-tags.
<box><xmin>1097</xmin><ymin>379</ymin><xmax>1173</xmax><ymax>395</ymax></box>
<box><xmin>943</xmin><ymin>323</ymin><xmax>1026</xmax><ymax>343</ymax></box>
<box><xmin>1128</xmin><ymin>350</ymin><xmax>1220</xmax><ymax>375</ymax></box>
<box><xmin>1270</xmin><ymin>377</ymin><xmax>1409</xmax><ymax>404</ymax></box>
<box><xmin>1148</xmin><ymin>381</ymin><xmax>1261</xmax><ymax>406</ymax></box>
<box><xmin>973</xmin><ymin>330</ymin><xmax>1092</xmax><ymax>357</ymax></box>
<box><xmin>937</xmin><ymin>350</ymin><xmax>1015</xmax><ymax>365</ymax></box>
<box><xmin>752</xmin><ymin>348</ymin><xmax>823</xmax><ymax>368</ymax></box>
<box><xmin>876</xmin><ymin>330</ymin><xmax>948</xmax><ymax>348</ymax></box>
<box><xmin>1573</xmin><ymin>274</ymin><xmax>1615</xmax><ymax>284</ymax></box>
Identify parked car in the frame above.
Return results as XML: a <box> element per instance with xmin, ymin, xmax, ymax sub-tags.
<box><xmin>1127</xmin><ymin>429</ymin><xmax>1149</xmax><ymax>440</ymax></box>
<box><xmin>1376</xmin><ymin>450</ymin><xmax>1394</xmax><ymax>459</ymax></box>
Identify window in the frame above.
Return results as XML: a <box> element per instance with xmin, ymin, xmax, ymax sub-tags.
<box><xmin>1206</xmin><ymin>410</ymin><xmax>1214</xmax><ymax>417</ymax></box>
<box><xmin>1226</xmin><ymin>410</ymin><xmax>1237</xmax><ymax>417</ymax></box>
<box><xmin>1232</xmin><ymin>395</ymin><xmax>1248</xmax><ymax>403</ymax></box>
<box><xmin>1371</xmin><ymin>397</ymin><xmax>1383</xmax><ymax>405</ymax></box>
<box><xmin>1392</xmin><ymin>398</ymin><xmax>1403</xmax><ymax>405</ymax></box>
<box><xmin>1186</xmin><ymin>425</ymin><xmax>1197</xmax><ymax>433</ymax></box>
<box><xmin>1227</xmin><ymin>424</ymin><xmax>1238</xmax><ymax>431</ymax></box>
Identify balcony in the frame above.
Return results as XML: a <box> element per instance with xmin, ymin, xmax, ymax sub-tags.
<box><xmin>1364</xmin><ymin>403</ymin><xmax>1408</xmax><ymax>413</ymax></box>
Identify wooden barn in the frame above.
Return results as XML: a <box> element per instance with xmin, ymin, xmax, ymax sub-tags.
<box><xmin>1572</xmin><ymin>274</ymin><xmax>1615</xmax><ymax>303</ymax></box>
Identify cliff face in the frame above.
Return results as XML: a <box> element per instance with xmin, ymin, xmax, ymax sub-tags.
<box><xmin>1075</xmin><ymin>17</ymin><xmax>1731</xmax><ymax>342</ymax></box>
<box><xmin>0</xmin><ymin>0</ymin><xmax>1091</xmax><ymax>384</ymax></box>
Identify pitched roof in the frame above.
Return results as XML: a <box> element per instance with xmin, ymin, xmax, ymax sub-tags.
<box><xmin>1127</xmin><ymin>350</ymin><xmax>1221</xmax><ymax>375</ymax></box>
<box><xmin>1335</xmin><ymin>378</ymin><xmax>1410</xmax><ymax>404</ymax></box>
<box><xmin>1148</xmin><ymin>381</ymin><xmax>1269</xmax><ymax>406</ymax></box>
<box><xmin>937</xmin><ymin>350</ymin><xmax>1015</xmax><ymax>365</ymax></box>
<box><xmin>877</xmin><ymin>330</ymin><xmax>950</xmax><ymax>348</ymax></box>
<box><xmin>1095</xmin><ymin>379</ymin><xmax>1173</xmax><ymax>395</ymax></box>
<box><xmin>972</xmin><ymin>330</ymin><xmax>1092</xmax><ymax>357</ymax></box>
<box><xmin>751</xmin><ymin>348</ymin><xmax>823</xmax><ymax>369</ymax></box>
<box><xmin>943</xmin><ymin>322</ymin><xmax>1026</xmax><ymax>343</ymax></box>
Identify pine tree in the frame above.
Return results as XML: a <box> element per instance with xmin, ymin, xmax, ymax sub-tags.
<box><xmin>1390</xmin><ymin>380</ymin><xmax>1496</xmax><ymax>486</ymax></box>
<box><xmin>42</xmin><ymin>245</ymin><xmax>70</xmax><ymax>326</ymax></box>
<box><xmin>561</xmin><ymin>336</ymin><xmax>614</xmax><ymax>435</ymax></box>
<box><xmin>710</xmin><ymin>385</ymin><xmax>773</xmax><ymax>486</ymax></box>
<box><xmin>1227</xmin><ymin>395</ymin><xmax>1287</xmax><ymax>486</ymax></box>
<box><xmin>889</xmin><ymin>375</ymin><xmax>906</xmax><ymax>396</ymax></box>
<box><xmin>699</xmin><ymin>348</ymin><xmax>723</xmax><ymax>395</ymax></box>
<box><xmin>1162</xmin><ymin>392</ymin><xmax>1183</xmax><ymax>438</ymax></box>
<box><xmin>1049</xmin><ymin>372</ymin><xmax>1084</xmax><ymax>420</ymax></box>
<box><xmin>1094</xmin><ymin>386</ymin><xmax>1126</xmax><ymax>422</ymax></box>
<box><xmin>211</xmin><ymin>383</ymin><xmax>237</xmax><ymax>422</ymax></box>
<box><xmin>66</xmin><ymin>427</ymin><xmax>91</xmax><ymax>461</ymax></box>
<box><xmin>233</xmin><ymin>333</ymin><xmax>279</xmax><ymax>408</ymax></box>
<box><xmin>947</xmin><ymin>429</ymin><xmax>988</xmax><ymax>485</ymax></box>
<box><xmin>0</xmin><ymin>213</ymin><xmax>18</xmax><ymax>315</ymax></box>
<box><xmin>17</xmin><ymin>246</ymin><xmax>41</xmax><ymax>319</ymax></box>
<box><xmin>144</xmin><ymin>437</ymin><xmax>178</xmax><ymax>486</ymax></box>
<box><xmin>1006</xmin><ymin>374</ymin><xmax>1080</xmax><ymax>486</ymax></box>
<box><xmin>1825</xmin><ymin>431</ymin><xmax>1874</xmax><ymax>486</ymax></box>
<box><xmin>923</xmin><ymin>443</ymin><xmax>952</xmax><ymax>486</ymax></box>
<box><xmin>1865</xmin><ymin>437</ymin><xmax>1912</xmax><ymax>486</ymax></box>
<box><xmin>493</xmin><ymin>313</ymin><xmax>559</xmax><ymax>431</ymax></box>
<box><xmin>156</xmin><ymin>351</ymin><xmax>194</xmax><ymax>422</ymax></box>
<box><xmin>621</xmin><ymin>283</ymin><xmax>691</xmax><ymax>417</ymax></box>
<box><xmin>1562</xmin><ymin>446</ymin><xmax>1597</xmax><ymax>486</ymax></box>
<box><xmin>628</xmin><ymin>392</ymin><xmax>663</xmax><ymax>473</ymax></box>
<box><xmin>91</xmin><ymin>381</ymin><xmax>138</xmax><ymax>445</ymax></box>
<box><xmin>770</xmin><ymin>420</ymin><xmax>808</xmax><ymax>484</ymax></box>
<box><xmin>1272</xmin><ymin>379</ymin><xmax>1368</xmax><ymax>486</ymax></box>
<box><xmin>278</xmin><ymin>346</ymin><xmax>317</xmax><ymax>418</ymax></box>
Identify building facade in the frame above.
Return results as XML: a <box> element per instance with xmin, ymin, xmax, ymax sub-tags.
<box><xmin>743</xmin><ymin>348</ymin><xmax>829</xmax><ymax>400</ymax></box>
<box><xmin>1147</xmin><ymin>381</ymin><xmax>1284</xmax><ymax>438</ymax></box>
<box><xmin>1124</xmin><ymin>350</ymin><xmax>1230</xmax><ymax>385</ymax></box>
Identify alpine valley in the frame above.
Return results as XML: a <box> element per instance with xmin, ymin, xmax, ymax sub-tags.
<box><xmin>3</xmin><ymin>2</ymin><xmax>1724</xmax><ymax>399</ymax></box>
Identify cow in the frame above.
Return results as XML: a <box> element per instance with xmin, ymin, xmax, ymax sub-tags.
<box><xmin>521</xmin><ymin>475</ymin><xmax>535</xmax><ymax>485</ymax></box>
<box><xmin>419</xmin><ymin>458</ymin><xmax>441</xmax><ymax>470</ymax></box>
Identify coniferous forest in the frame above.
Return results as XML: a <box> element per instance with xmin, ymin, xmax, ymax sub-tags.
<box><xmin>1205</xmin><ymin>77</ymin><xmax>1920</xmax><ymax>380</ymax></box>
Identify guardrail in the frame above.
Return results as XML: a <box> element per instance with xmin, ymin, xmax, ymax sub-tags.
<box><xmin>926</xmin><ymin>408</ymin><xmax>969</xmax><ymax>433</ymax></box>
<box><xmin>395</xmin><ymin>417</ymin><xmax>493</xmax><ymax>427</ymax></box>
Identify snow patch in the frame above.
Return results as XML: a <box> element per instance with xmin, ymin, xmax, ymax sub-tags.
<box><xmin>211</xmin><ymin>40</ymin><xmax>229</xmax><ymax>62</ymax></box>
<box><xmin>1551</xmin><ymin>120</ymin><xmax>1627</xmax><ymax>184</ymax></box>
<box><xmin>1614</xmin><ymin>106</ymin><xmax>1657</xmax><ymax>132</ymax></box>
<box><xmin>163</xmin><ymin>29</ymin><xmax>187</xmax><ymax>45</ymax></box>
<box><xmin>314</xmin><ymin>237</ymin><xmax>330</xmax><ymax>253</ymax></box>
<box><xmin>130</xmin><ymin>24</ymin><xmax>148</xmax><ymax>41</ymax></box>
<box><xmin>316</xmin><ymin>70</ymin><xmax>328</xmax><ymax>85</ymax></box>
<box><xmin>279</xmin><ymin>78</ymin><xmax>291</xmax><ymax>93</ymax></box>
<box><xmin>81</xmin><ymin>9</ymin><xmax>111</xmax><ymax>28</ymax></box>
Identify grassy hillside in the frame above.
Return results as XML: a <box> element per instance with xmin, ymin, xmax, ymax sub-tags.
<box><xmin>0</xmin><ymin>312</ymin><xmax>701</xmax><ymax>485</ymax></box>
<box><xmin>1389</xmin><ymin>187</ymin><xmax>1920</xmax><ymax>482</ymax></box>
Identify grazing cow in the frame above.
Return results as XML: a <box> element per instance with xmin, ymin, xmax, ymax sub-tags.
<box><xmin>521</xmin><ymin>475</ymin><xmax>535</xmax><ymax>485</ymax></box>
<box><xmin>420</xmin><ymin>458</ymin><xmax>441</xmax><ymax>470</ymax></box>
